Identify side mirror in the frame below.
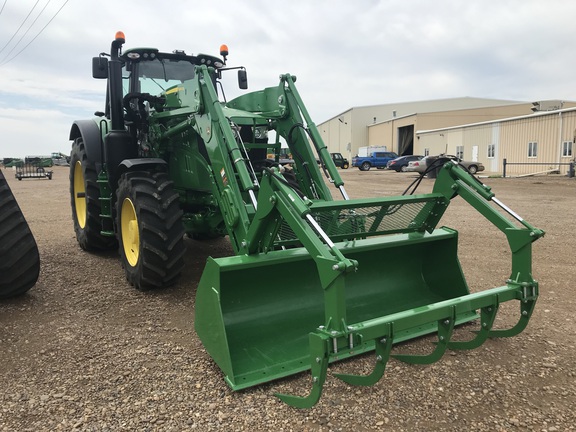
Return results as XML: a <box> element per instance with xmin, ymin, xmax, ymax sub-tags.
<box><xmin>92</xmin><ymin>57</ymin><xmax>108</xmax><ymax>79</ymax></box>
<box><xmin>238</xmin><ymin>69</ymin><xmax>248</xmax><ymax>90</ymax></box>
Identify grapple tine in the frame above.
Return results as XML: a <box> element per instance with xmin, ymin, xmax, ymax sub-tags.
<box><xmin>274</xmin><ymin>333</ymin><xmax>329</xmax><ymax>409</ymax></box>
<box><xmin>488</xmin><ymin>299</ymin><xmax>536</xmax><ymax>338</ymax></box>
<box><xmin>448</xmin><ymin>297</ymin><xmax>499</xmax><ymax>350</ymax></box>
<box><xmin>393</xmin><ymin>307</ymin><xmax>456</xmax><ymax>365</ymax></box>
<box><xmin>334</xmin><ymin>325</ymin><xmax>393</xmax><ymax>386</ymax></box>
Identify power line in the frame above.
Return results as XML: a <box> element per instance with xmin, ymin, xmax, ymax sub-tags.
<box><xmin>0</xmin><ymin>0</ymin><xmax>41</xmax><ymax>56</ymax></box>
<box><xmin>0</xmin><ymin>0</ymin><xmax>8</xmax><ymax>18</ymax></box>
<box><xmin>0</xmin><ymin>0</ymin><xmax>52</xmax><ymax>64</ymax></box>
<box><xmin>0</xmin><ymin>0</ymin><xmax>69</xmax><ymax>67</ymax></box>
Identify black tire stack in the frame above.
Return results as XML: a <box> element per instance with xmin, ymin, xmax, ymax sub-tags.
<box><xmin>0</xmin><ymin>169</ymin><xmax>40</xmax><ymax>298</ymax></box>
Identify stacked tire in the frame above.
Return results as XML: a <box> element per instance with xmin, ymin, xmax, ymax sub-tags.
<box><xmin>0</xmin><ymin>169</ymin><xmax>40</xmax><ymax>298</ymax></box>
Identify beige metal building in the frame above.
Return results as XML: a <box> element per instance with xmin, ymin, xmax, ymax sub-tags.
<box><xmin>416</xmin><ymin>107</ymin><xmax>576</xmax><ymax>176</ymax></box>
<box><xmin>317</xmin><ymin>97</ymin><xmax>539</xmax><ymax>160</ymax></box>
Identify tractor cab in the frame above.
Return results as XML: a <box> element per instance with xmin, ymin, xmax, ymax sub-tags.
<box><xmin>92</xmin><ymin>40</ymin><xmax>246</xmax><ymax>102</ymax></box>
<box><xmin>119</xmin><ymin>48</ymin><xmax>224</xmax><ymax>96</ymax></box>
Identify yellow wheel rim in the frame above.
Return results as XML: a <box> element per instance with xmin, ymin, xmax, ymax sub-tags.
<box><xmin>73</xmin><ymin>161</ymin><xmax>87</xmax><ymax>229</ymax></box>
<box><xmin>121</xmin><ymin>198</ymin><xmax>140</xmax><ymax>267</ymax></box>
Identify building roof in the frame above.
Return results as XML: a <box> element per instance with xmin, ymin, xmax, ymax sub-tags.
<box><xmin>323</xmin><ymin>96</ymin><xmax>526</xmax><ymax>124</ymax></box>
<box><xmin>417</xmin><ymin>105</ymin><xmax>576</xmax><ymax>135</ymax></box>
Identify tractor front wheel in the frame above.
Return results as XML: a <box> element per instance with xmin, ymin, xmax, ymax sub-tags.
<box><xmin>116</xmin><ymin>171</ymin><xmax>185</xmax><ymax>290</ymax></box>
<box><xmin>69</xmin><ymin>138</ymin><xmax>117</xmax><ymax>251</ymax></box>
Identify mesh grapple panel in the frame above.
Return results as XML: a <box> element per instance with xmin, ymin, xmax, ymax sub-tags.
<box><xmin>276</xmin><ymin>194</ymin><xmax>447</xmax><ymax>245</ymax></box>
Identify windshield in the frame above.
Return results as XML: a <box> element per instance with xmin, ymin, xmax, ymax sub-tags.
<box><xmin>136</xmin><ymin>58</ymin><xmax>195</xmax><ymax>95</ymax></box>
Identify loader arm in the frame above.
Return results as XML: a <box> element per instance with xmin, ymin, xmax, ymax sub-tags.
<box><xmin>275</xmin><ymin>74</ymin><xmax>345</xmax><ymax>196</ymax></box>
<box><xmin>433</xmin><ymin>161</ymin><xmax>544</xmax><ymax>285</ymax></box>
<box><xmin>183</xmin><ymin>65</ymin><xmax>260</xmax><ymax>253</ymax></box>
<box><xmin>225</xmin><ymin>73</ymin><xmax>347</xmax><ymax>202</ymax></box>
<box><xmin>180</xmin><ymin>69</ymin><xmax>353</xmax><ymax>253</ymax></box>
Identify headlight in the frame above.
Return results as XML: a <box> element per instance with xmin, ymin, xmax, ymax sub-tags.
<box><xmin>253</xmin><ymin>126</ymin><xmax>268</xmax><ymax>140</ymax></box>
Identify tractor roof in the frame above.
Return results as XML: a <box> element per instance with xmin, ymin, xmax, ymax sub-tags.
<box><xmin>121</xmin><ymin>47</ymin><xmax>224</xmax><ymax>69</ymax></box>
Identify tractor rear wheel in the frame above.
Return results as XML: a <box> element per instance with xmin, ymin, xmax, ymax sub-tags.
<box><xmin>0</xmin><ymin>170</ymin><xmax>40</xmax><ymax>298</ymax></box>
<box><xmin>69</xmin><ymin>138</ymin><xmax>117</xmax><ymax>251</ymax></box>
<box><xmin>116</xmin><ymin>171</ymin><xmax>185</xmax><ymax>290</ymax></box>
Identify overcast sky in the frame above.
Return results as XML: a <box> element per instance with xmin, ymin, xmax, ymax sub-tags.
<box><xmin>1</xmin><ymin>0</ymin><xmax>576</xmax><ymax>158</ymax></box>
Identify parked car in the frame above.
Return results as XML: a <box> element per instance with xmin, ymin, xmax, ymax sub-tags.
<box><xmin>352</xmin><ymin>151</ymin><xmax>398</xmax><ymax>171</ymax></box>
<box><xmin>406</xmin><ymin>155</ymin><xmax>485</xmax><ymax>175</ymax></box>
<box><xmin>405</xmin><ymin>157</ymin><xmax>428</xmax><ymax>174</ymax></box>
<box><xmin>386</xmin><ymin>155</ymin><xmax>424</xmax><ymax>172</ymax></box>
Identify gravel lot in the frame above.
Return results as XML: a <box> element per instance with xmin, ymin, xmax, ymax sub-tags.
<box><xmin>1</xmin><ymin>165</ymin><xmax>575</xmax><ymax>431</ymax></box>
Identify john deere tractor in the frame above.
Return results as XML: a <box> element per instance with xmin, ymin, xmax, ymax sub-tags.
<box><xmin>69</xmin><ymin>32</ymin><xmax>544</xmax><ymax>407</ymax></box>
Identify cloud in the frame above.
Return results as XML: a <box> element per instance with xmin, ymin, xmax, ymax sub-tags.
<box><xmin>0</xmin><ymin>106</ymin><xmax>77</xmax><ymax>157</ymax></box>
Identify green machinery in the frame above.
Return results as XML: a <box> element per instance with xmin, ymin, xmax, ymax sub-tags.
<box><xmin>70</xmin><ymin>32</ymin><xmax>544</xmax><ymax>408</ymax></box>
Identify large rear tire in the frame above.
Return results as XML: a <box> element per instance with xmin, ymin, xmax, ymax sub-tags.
<box><xmin>69</xmin><ymin>138</ymin><xmax>117</xmax><ymax>251</ymax></box>
<box><xmin>0</xmin><ymin>170</ymin><xmax>40</xmax><ymax>298</ymax></box>
<box><xmin>116</xmin><ymin>171</ymin><xmax>185</xmax><ymax>290</ymax></box>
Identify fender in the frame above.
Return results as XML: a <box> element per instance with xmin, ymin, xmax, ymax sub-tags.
<box><xmin>69</xmin><ymin>119</ymin><xmax>107</xmax><ymax>168</ymax></box>
<box><xmin>117</xmin><ymin>158</ymin><xmax>168</xmax><ymax>178</ymax></box>
<box><xmin>119</xmin><ymin>158</ymin><xmax>167</xmax><ymax>170</ymax></box>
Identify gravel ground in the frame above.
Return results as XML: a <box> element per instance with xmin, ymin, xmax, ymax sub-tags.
<box><xmin>1</xmin><ymin>165</ymin><xmax>575</xmax><ymax>431</ymax></box>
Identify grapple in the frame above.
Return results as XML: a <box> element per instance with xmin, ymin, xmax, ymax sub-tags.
<box><xmin>195</xmin><ymin>162</ymin><xmax>544</xmax><ymax>407</ymax></box>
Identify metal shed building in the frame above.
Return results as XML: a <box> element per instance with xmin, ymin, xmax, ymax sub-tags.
<box><xmin>416</xmin><ymin>108</ymin><xmax>576</xmax><ymax>176</ymax></box>
<box><xmin>317</xmin><ymin>97</ymin><xmax>538</xmax><ymax>160</ymax></box>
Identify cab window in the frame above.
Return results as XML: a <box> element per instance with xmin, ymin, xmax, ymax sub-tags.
<box><xmin>133</xmin><ymin>59</ymin><xmax>195</xmax><ymax>95</ymax></box>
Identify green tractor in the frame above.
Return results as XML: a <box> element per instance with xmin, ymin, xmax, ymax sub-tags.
<box><xmin>69</xmin><ymin>32</ymin><xmax>544</xmax><ymax>407</ymax></box>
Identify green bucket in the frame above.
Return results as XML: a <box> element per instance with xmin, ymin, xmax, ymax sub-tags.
<box><xmin>195</xmin><ymin>227</ymin><xmax>476</xmax><ymax>390</ymax></box>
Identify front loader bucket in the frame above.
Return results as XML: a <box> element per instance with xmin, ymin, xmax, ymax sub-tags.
<box><xmin>196</xmin><ymin>164</ymin><xmax>543</xmax><ymax>407</ymax></box>
<box><xmin>195</xmin><ymin>227</ymin><xmax>475</xmax><ymax>390</ymax></box>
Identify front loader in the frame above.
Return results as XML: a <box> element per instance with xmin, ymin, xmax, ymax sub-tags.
<box><xmin>70</xmin><ymin>32</ymin><xmax>544</xmax><ymax>407</ymax></box>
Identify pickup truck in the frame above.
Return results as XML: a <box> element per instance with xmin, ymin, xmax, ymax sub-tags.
<box><xmin>352</xmin><ymin>151</ymin><xmax>398</xmax><ymax>171</ymax></box>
